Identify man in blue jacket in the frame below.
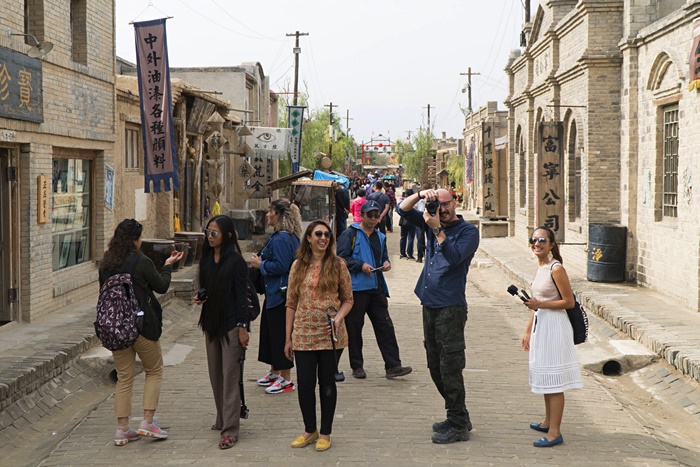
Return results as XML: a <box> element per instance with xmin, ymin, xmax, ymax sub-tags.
<box><xmin>398</xmin><ymin>188</ymin><xmax>480</xmax><ymax>444</ymax></box>
<box><xmin>337</xmin><ymin>200</ymin><xmax>412</xmax><ymax>380</ymax></box>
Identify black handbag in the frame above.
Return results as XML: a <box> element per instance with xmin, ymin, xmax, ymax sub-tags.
<box><xmin>550</xmin><ymin>263</ymin><xmax>588</xmax><ymax>345</ymax></box>
<box><xmin>248</xmin><ymin>265</ymin><xmax>265</xmax><ymax>295</ymax></box>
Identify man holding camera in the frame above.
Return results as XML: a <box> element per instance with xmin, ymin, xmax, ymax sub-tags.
<box><xmin>397</xmin><ymin>188</ymin><xmax>479</xmax><ymax>444</ymax></box>
<box><xmin>337</xmin><ymin>200</ymin><xmax>412</xmax><ymax>380</ymax></box>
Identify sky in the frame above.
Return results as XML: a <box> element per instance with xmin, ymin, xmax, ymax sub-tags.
<box><xmin>116</xmin><ymin>0</ymin><xmax>538</xmax><ymax>145</ymax></box>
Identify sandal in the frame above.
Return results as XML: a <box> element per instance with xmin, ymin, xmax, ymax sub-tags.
<box><xmin>219</xmin><ymin>435</ymin><xmax>235</xmax><ymax>449</ymax></box>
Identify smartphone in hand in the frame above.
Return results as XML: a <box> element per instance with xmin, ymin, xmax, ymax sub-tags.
<box><xmin>370</xmin><ymin>266</ymin><xmax>386</xmax><ymax>273</ymax></box>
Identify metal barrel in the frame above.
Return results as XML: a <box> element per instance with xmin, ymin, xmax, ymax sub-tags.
<box><xmin>587</xmin><ymin>224</ymin><xmax>627</xmax><ymax>282</ymax></box>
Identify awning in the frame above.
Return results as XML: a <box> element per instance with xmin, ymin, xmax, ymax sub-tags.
<box><xmin>265</xmin><ymin>170</ymin><xmax>314</xmax><ymax>191</ymax></box>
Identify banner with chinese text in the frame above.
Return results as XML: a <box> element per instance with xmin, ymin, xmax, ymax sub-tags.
<box><xmin>689</xmin><ymin>18</ymin><xmax>700</xmax><ymax>91</ymax></box>
<box><xmin>134</xmin><ymin>18</ymin><xmax>179</xmax><ymax>192</ymax></box>
<box><xmin>287</xmin><ymin>106</ymin><xmax>305</xmax><ymax>172</ymax></box>
<box><xmin>466</xmin><ymin>138</ymin><xmax>475</xmax><ymax>184</ymax></box>
<box><xmin>244</xmin><ymin>127</ymin><xmax>290</xmax><ymax>198</ymax></box>
<box><xmin>537</xmin><ymin>122</ymin><xmax>565</xmax><ymax>241</ymax></box>
<box><xmin>481</xmin><ymin>123</ymin><xmax>496</xmax><ymax>216</ymax></box>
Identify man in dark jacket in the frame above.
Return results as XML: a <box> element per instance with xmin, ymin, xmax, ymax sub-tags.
<box><xmin>398</xmin><ymin>188</ymin><xmax>479</xmax><ymax>444</ymax></box>
<box><xmin>335</xmin><ymin>185</ymin><xmax>351</xmax><ymax>238</ymax></box>
<box><xmin>366</xmin><ymin>181</ymin><xmax>390</xmax><ymax>234</ymax></box>
<box><xmin>336</xmin><ymin>200</ymin><xmax>412</xmax><ymax>380</ymax></box>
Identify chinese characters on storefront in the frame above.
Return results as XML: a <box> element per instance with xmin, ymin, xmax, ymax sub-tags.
<box><xmin>134</xmin><ymin>18</ymin><xmax>179</xmax><ymax>192</ymax></box>
<box><xmin>0</xmin><ymin>46</ymin><xmax>43</xmax><ymax>123</ymax></box>
<box><xmin>245</xmin><ymin>127</ymin><xmax>290</xmax><ymax>199</ymax></box>
<box><xmin>689</xmin><ymin>18</ymin><xmax>700</xmax><ymax>91</ymax></box>
<box><xmin>481</xmin><ymin>122</ymin><xmax>498</xmax><ymax>216</ymax></box>
<box><xmin>537</xmin><ymin>122</ymin><xmax>565</xmax><ymax>241</ymax></box>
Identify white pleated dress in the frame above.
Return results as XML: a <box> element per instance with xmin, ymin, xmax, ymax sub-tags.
<box><xmin>529</xmin><ymin>260</ymin><xmax>583</xmax><ymax>394</ymax></box>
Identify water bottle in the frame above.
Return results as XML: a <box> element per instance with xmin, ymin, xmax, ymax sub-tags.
<box><xmin>136</xmin><ymin>311</ymin><xmax>145</xmax><ymax>331</ymax></box>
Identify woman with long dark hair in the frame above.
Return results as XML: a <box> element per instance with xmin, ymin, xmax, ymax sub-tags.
<box><xmin>284</xmin><ymin>220</ymin><xmax>353</xmax><ymax>451</ymax></box>
<box><xmin>99</xmin><ymin>219</ymin><xmax>183</xmax><ymax>446</ymax></box>
<box><xmin>521</xmin><ymin>226</ymin><xmax>582</xmax><ymax>447</ymax></box>
<box><xmin>195</xmin><ymin>215</ymin><xmax>250</xmax><ymax>450</ymax></box>
<box><xmin>250</xmin><ymin>199</ymin><xmax>301</xmax><ymax>394</ymax></box>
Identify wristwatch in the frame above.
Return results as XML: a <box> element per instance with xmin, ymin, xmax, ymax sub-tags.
<box><xmin>432</xmin><ymin>226</ymin><xmax>444</xmax><ymax>236</ymax></box>
<box><xmin>237</xmin><ymin>322</ymin><xmax>248</xmax><ymax>329</ymax></box>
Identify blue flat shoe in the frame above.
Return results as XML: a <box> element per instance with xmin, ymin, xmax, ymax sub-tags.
<box><xmin>533</xmin><ymin>434</ymin><xmax>563</xmax><ymax>447</ymax></box>
<box><xmin>529</xmin><ymin>422</ymin><xmax>549</xmax><ymax>433</ymax></box>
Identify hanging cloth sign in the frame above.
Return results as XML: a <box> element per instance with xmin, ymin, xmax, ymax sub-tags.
<box><xmin>134</xmin><ymin>18</ymin><xmax>180</xmax><ymax>192</ymax></box>
<box><xmin>245</xmin><ymin>127</ymin><xmax>291</xmax><ymax>159</ymax></box>
<box><xmin>689</xmin><ymin>18</ymin><xmax>700</xmax><ymax>91</ymax></box>
<box><xmin>287</xmin><ymin>106</ymin><xmax>306</xmax><ymax>172</ymax></box>
<box><xmin>466</xmin><ymin>139</ymin><xmax>475</xmax><ymax>184</ymax></box>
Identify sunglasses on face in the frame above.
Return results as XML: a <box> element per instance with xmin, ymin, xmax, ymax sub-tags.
<box><xmin>529</xmin><ymin>237</ymin><xmax>548</xmax><ymax>245</ymax></box>
<box><xmin>204</xmin><ymin>229</ymin><xmax>220</xmax><ymax>238</ymax></box>
<box><xmin>313</xmin><ymin>230</ymin><xmax>332</xmax><ymax>238</ymax></box>
<box><xmin>364</xmin><ymin>212</ymin><xmax>380</xmax><ymax>219</ymax></box>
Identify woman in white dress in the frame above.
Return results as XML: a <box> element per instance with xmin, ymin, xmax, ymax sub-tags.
<box><xmin>521</xmin><ymin>226</ymin><xmax>582</xmax><ymax>447</ymax></box>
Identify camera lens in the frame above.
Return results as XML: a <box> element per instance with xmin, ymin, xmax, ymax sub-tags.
<box><xmin>426</xmin><ymin>201</ymin><xmax>439</xmax><ymax>216</ymax></box>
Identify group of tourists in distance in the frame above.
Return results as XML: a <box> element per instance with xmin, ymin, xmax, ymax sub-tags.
<box><xmin>99</xmin><ymin>179</ymin><xmax>581</xmax><ymax>451</ymax></box>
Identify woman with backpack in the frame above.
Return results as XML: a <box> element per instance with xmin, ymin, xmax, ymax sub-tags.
<box><xmin>99</xmin><ymin>219</ymin><xmax>183</xmax><ymax>446</ymax></box>
<box><xmin>249</xmin><ymin>199</ymin><xmax>301</xmax><ymax>394</ymax></box>
<box><xmin>194</xmin><ymin>215</ymin><xmax>250</xmax><ymax>450</ymax></box>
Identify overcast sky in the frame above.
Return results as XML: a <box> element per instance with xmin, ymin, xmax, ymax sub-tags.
<box><xmin>116</xmin><ymin>0</ymin><xmax>538</xmax><ymax>144</ymax></box>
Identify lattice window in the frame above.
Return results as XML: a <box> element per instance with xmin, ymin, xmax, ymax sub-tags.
<box><xmin>125</xmin><ymin>128</ymin><xmax>140</xmax><ymax>169</ymax></box>
<box><xmin>662</xmin><ymin>104</ymin><xmax>678</xmax><ymax>218</ymax></box>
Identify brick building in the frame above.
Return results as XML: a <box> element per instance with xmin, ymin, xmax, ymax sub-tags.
<box><xmin>0</xmin><ymin>0</ymin><xmax>116</xmax><ymax>323</ymax></box>
<box><xmin>505</xmin><ymin>0</ymin><xmax>700</xmax><ymax>307</ymax></box>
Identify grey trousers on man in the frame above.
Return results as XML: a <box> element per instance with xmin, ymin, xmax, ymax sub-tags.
<box><xmin>422</xmin><ymin>305</ymin><xmax>470</xmax><ymax>429</ymax></box>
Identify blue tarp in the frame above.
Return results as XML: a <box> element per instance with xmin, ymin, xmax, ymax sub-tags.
<box><xmin>313</xmin><ymin>170</ymin><xmax>349</xmax><ymax>188</ymax></box>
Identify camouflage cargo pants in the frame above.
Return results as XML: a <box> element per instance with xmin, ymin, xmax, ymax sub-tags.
<box><xmin>422</xmin><ymin>305</ymin><xmax>470</xmax><ymax>429</ymax></box>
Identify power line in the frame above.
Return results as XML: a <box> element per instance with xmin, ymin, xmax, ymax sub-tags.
<box><xmin>175</xmin><ymin>0</ymin><xmax>282</xmax><ymax>41</ymax></box>
<box><xmin>209</xmin><ymin>0</ymin><xmax>282</xmax><ymax>41</ymax></box>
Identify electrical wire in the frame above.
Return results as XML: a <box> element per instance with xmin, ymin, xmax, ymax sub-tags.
<box><xmin>302</xmin><ymin>36</ymin><xmax>326</xmax><ymax>107</ymax></box>
<box><xmin>484</xmin><ymin>0</ymin><xmax>517</xmax><ymax>82</ymax></box>
<box><xmin>174</xmin><ymin>0</ymin><xmax>280</xmax><ymax>40</ymax></box>
<box><xmin>209</xmin><ymin>0</ymin><xmax>282</xmax><ymax>41</ymax></box>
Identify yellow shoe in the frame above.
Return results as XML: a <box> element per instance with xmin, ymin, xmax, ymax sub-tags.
<box><xmin>315</xmin><ymin>437</ymin><xmax>332</xmax><ymax>451</ymax></box>
<box><xmin>291</xmin><ymin>431</ymin><xmax>319</xmax><ymax>448</ymax></box>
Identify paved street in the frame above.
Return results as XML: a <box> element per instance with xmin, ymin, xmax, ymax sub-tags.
<box><xmin>29</xmin><ymin>224</ymin><xmax>699</xmax><ymax>466</ymax></box>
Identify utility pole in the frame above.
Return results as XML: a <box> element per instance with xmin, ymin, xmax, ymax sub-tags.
<box><xmin>460</xmin><ymin>67</ymin><xmax>480</xmax><ymax>114</ymax></box>
<box><xmin>286</xmin><ymin>31</ymin><xmax>309</xmax><ymax>106</ymax></box>
<box><xmin>406</xmin><ymin>130</ymin><xmax>412</xmax><ymax>142</ymax></box>
<box><xmin>325</xmin><ymin>102</ymin><xmax>336</xmax><ymax>156</ymax></box>
<box><xmin>343</xmin><ymin>109</ymin><xmax>353</xmax><ymax>136</ymax></box>
<box><xmin>422</xmin><ymin>104</ymin><xmax>434</xmax><ymax>136</ymax></box>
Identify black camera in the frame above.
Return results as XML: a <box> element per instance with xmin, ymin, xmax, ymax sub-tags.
<box><xmin>197</xmin><ymin>288</ymin><xmax>208</xmax><ymax>301</ymax></box>
<box><xmin>426</xmin><ymin>200</ymin><xmax>439</xmax><ymax>216</ymax></box>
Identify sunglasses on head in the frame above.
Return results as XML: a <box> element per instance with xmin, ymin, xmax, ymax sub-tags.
<box><xmin>364</xmin><ymin>212</ymin><xmax>380</xmax><ymax>219</ymax></box>
<box><xmin>313</xmin><ymin>230</ymin><xmax>332</xmax><ymax>238</ymax></box>
<box><xmin>204</xmin><ymin>229</ymin><xmax>220</xmax><ymax>238</ymax></box>
<box><xmin>529</xmin><ymin>237</ymin><xmax>548</xmax><ymax>245</ymax></box>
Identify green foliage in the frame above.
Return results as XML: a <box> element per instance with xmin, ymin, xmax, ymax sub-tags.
<box><xmin>399</xmin><ymin>129</ymin><xmax>434</xmax><ymax>181</ymax></box>
<box><xmin>446</xmin><ymin>153</ymin><xmax>464</xmax><ymax>189</ymax></box>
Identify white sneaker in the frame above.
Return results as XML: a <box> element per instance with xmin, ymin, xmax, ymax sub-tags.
<box><xmin>265</xmin><ymin>378</ymin><xmax>295</xmax><ymax>394</ymax></box>
<box><xmin>257</xmin><ymin>371</ymin><xmax>281</xmax><ymax>387</ymax></box>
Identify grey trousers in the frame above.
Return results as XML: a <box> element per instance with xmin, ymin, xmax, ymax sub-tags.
<box><xmin>205</xmin><ymin>327</ymin><xmax>243</xmax><ymax>438</ymax></box>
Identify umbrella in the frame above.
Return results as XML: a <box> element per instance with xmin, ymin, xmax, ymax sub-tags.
<box><xmin>382</xmin><ymin>174</ymin><xmax>397</xmax><ymax>180</ymax></box>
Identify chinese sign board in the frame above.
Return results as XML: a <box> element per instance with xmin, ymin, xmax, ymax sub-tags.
<box><xmin>134</xmin><ymin>18</ymin><xmax>180</xmax><ymax>193</ymax></box>
<box><xmin>482</xmin><ymin>123</ymin><xmax>498</xmax><ymax>216</ymax></box>
<box><xmin>244</xmin><ymin>127</ymin><xmax>290</xmax><ymax>199</ymax></box>
<box><xmin>38</xmin><ymin>175</ymin><xmax>49</xmax><ymax>223</ymax></box>
<box><xmin>287</xmin><ymin>105</ymin><xmax>305</xmax><ymax>173</ymax></box>
<box><xmin>537</xmin><ymin>122</ymin><xmax>565</xmax><ymax>241</ymax></box>
<box><xmin>690</xmin><ymin>18</ymin><xmax>700</xmax><ymax>91</ymax></box>
<box><xmin>0</xmin><ymin>46</ymin><xmax>43</xmax><ymax>123</ymax></box>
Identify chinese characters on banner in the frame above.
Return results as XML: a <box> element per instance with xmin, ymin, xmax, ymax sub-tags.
<box><xmin>482</xmin><ymin>123</ymin><xmax>496</xmax><ymax>216</ymax></box>
<box><xmin>38</xmin><ymin>175</ymin><xmax>49</xmax><ymax>223</ymax></box>
<box><xmin>689</xmin><ymin>18</ymin><xmax>700</xmax><ymax>91</ymax></box>
<box><xmin>134</xmin><ymin>19</ymin><xmax>180</xmax><ymax>193</ymax></box>
<box><xmin>245</xmin><ymin>127</ymin><xmax>291</xmax><ymax>198</ymax></box>
<box><xmin>287</xmin><ymin>105</ymin><xmax>305</xmax><ymax>173</ymax></box>
<box><xmin>0</xmin><ymin>46</ymin><xmax>43</xmax><ymax>122</ymax></box>
<box><xmin>466</xmin><ymin>138</ymin><xmax>475</xmax><ymax>184</ymax></box>
<box><xmin>537</xmin><ymin>122</ymin><xmax>565</xmax><ymax>241</ymax></box>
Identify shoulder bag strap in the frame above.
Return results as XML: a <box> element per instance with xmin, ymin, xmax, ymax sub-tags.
<box><xmin>549</xmin><ymin>261</ymin><xmax>564</xmax><ymax>300</ymax></box>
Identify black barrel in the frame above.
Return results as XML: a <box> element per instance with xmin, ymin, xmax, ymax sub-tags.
<box><xmin>587</xmin><ymin>224</ymin><xmax>626</xmax><ymax>282</ymax></box>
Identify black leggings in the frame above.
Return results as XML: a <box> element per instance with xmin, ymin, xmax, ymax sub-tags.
<box><xmin>294</xmin><ymin>349</ymin><xmax>343</xmax><ymax>435</ymax></box>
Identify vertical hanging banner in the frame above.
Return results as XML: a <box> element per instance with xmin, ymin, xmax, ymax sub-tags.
<box><xmin>134</xmin><ymin>18</ymin><xmax>180</xmax><ymax>193</ymax></box>
<box><xmin>537</xmin><ymin>122</ymin><xmax>565</xmax><ymax>242</ymax></box>
<box><xmin>482</xmin><ymin>124</ymin><xmax>496</xmax><ymax>216</ymax></box>
<box><xmin>466</xmin><ymin>138</ymin><xmax>475</xmax><ymax>184</ymax></box>
<box><xmin>245</xmin><ymin>127</ymin><xmax>290</xmax><ymax>198</ymax></box>
<box><xmin>689</xmin><ymin>18</ymin><xmax>700</xmax><ymax>91</ymax></box>
<box><xmin>287</xmin><ymin>105</ymin><xmax>306</xmax><ymax>173</ymax></box>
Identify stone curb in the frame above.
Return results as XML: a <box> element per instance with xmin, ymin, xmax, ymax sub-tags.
<box><xmin>478</xmin><ymin>247</ymin><xmax>700</xmax><ymax>385</ymax></box>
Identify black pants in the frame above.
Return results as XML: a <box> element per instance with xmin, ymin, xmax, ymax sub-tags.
<box><xmin>345</xmin><ymin>291</ymin><xmax>402</xmax><ymax>370</ymax></box>
<box><xmin>416</xmin><ymin>225</ymin><xmax>426</xmax><ymax>260</ymax></box>
<box><xmin>422</xmin><ymin>305</ymin><xmax>470</xmax><ymax>429</ymax></box>
<box><xmin>400</xmin><ymin>222</ymin><xmax>416</xmax><ymax>257</ymax></box>
<box><xmin>295</xmin><ymin>349</ymin><xmax>343</xmax><ymax>436</ymax></box>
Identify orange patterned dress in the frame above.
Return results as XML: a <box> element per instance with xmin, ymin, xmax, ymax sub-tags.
<box><xmin>286</xmin><ymin>259</ymin><xmax>353</xmax><ymax>351</ymax></box>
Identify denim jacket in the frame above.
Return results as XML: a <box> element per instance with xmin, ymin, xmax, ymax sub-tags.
<box><xmin>260</xmin><ymin>230</ymin><xmax>299</xmax><ymax>308</ymax></box>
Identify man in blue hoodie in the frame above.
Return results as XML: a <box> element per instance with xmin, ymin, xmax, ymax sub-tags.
<box><xmin>337</xmin><ymin>200</ymin><xmax>412</xmax><ymax>380</ymax></box>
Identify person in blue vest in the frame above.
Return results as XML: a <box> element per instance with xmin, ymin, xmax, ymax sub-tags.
<box><xmin>336</xmin><ymin>200</ymin><xmax>412</xmax><ymax>380</ymax></box>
